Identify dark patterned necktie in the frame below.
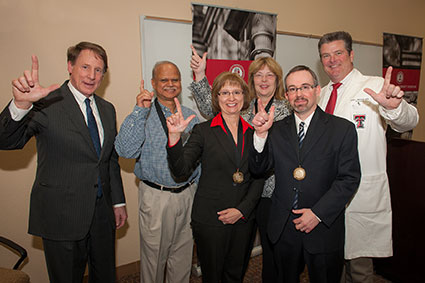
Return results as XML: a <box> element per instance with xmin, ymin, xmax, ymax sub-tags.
<box><xmin>293</xmin><ymin>122</ymin><xmax>306</xmax><ymax>209</ymax></box>
<box><xmin>298</xmin><ymin>122</ymin><xmax>305</xmax><ymax>148</ymax></box>
<box><xmin>85</xmin><ymin>98</ymin><xmax>102</xmax><ymax>197</ymax></box>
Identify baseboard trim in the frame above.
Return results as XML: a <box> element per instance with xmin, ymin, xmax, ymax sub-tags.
<box><xmin>116</xmin><ymin>260</ymin><xmax>140</xmax><ymax>279</ymax></box>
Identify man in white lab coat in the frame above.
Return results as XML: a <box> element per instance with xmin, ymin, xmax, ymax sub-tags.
<box><xmin>317</xmin><ymin>31</ymin><xmax>419</xmax><ymax>283</ymax></box>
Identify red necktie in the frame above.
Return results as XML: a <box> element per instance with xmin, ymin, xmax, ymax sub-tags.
<box><xmin>325</xmin><ymin>82</ymin><xmax>342</xmax><ymax>114</ymax></box>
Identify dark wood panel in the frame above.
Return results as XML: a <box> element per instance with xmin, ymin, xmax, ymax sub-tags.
<box><xmin>374</xmin><ymin>138</ymin><xmax>425</xmax><ymax>282</ymax></box>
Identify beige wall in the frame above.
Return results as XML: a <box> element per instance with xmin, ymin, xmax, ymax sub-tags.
<box><xmin>1</xmin><ymin>0</ymin><xmax>424</xmax><ymax>282</ymax></box>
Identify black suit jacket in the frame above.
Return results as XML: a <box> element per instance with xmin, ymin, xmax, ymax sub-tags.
<box><xmin>0</xmin><ymin>81</ymin><xmax>125</xmax><ymax>241</ymax></box>
<box><xmin>250</xmin><ymin>107</ymin><xmax>360</xmax><ymax>254</ymax></box>
<box><xmin>167</xmin><ymin>114</ymin><xmax>264</xmax><ymax>226</ymax></box>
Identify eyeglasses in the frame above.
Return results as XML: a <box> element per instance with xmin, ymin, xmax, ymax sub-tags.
<box><xmin>253</xmin><ymin>73</ymin><xmax>276</xmax><ymax>80</ymax></box>
<box><xmin>286</xmin><ymin>84</ymin><xmax>316</xmax><ymax>95</ymax></box>
<box><xmin>218</xmin><ymin>90</ymin><xmax>243</xmax><ymax>97</ymax></box>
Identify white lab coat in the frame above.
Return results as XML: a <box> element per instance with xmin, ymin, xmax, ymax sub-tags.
<box><xmin>318</xmin><ymin>68</ymin><xmax>419</xmax><ymax>259</ymax></box>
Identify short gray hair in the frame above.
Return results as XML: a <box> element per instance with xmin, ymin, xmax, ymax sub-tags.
<box><xmin>152</xmin><ymin>61</ymin><xmax>181</xmax><ymax>79</ymax></box>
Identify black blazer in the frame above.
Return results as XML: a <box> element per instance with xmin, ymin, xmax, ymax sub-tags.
<box><xmin>250</xmin><ymin>107</ymin><xmax>360</xmax><ymax>254</ymax></box>
<box><xmin>167</xmin><ymin>114</ymin><xmax>264</xmax><ymax>226</ymax></box>
<box><xmin>0</xmin><ymin>81</ymin><xmax>125</xmax><ymax>241</ymax></box>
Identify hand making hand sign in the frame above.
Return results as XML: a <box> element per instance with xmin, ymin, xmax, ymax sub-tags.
<box><xmin>12</xmin><ymin>55</ymin><xmax>60</xmax><ymax>110</ymax></box>
<box><xmin>190</xmin><ymin>44</ymin><xmax>207</xmax><ymax>82</ymax></box>
<box><xmin>252</xmin><ymin>99</ymin><xmax>275</xmax><ymax>138</ymax></box>
<box><xmin>166</xmin><ymin>97</ymin><xmax>196</xmax><ymax>146</ymax></box>
<box><xmin>363</xmin><ymin>66</ymin><xmax>405</xmax><ymax>110</ymax></box>
<box><xmin>136</xmin><ymin>79</ymin><xmax>154</xmax><ymax>108</ymax></box>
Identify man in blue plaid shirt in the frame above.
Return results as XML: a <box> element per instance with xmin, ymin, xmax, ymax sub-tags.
<box><xmin>115</xmin><ymin>61</ymin><xmax>199</xmax><ymax>283</ymax></box>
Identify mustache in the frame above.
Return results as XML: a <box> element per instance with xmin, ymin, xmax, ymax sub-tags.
<box><xmin>164</xmin><ymin>87</ymin><xmax>177</xmax><ymax>91</ymax></box>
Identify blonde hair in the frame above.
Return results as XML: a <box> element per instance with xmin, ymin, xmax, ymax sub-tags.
<box><xmin>248</xmin><ymin>57</ymin><xmax>285</xmax><ymax>101</ymax></box>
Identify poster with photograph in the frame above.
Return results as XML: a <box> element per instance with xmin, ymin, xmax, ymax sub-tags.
<box><xmin>192</xmin><ymin>4</ymin><xmax>277</xmax><ymax>85</ymax></box>
<box><xmin>383</xmin><ymin>33</ymin><xmax>422</xmax><ymax>139</ymax></box>
<box><xmin>383</xmin><ymin>32</ymin><xmax>422</xmax><ymax>106</ymax></box>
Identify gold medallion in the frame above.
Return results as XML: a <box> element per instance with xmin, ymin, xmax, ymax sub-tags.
<box><xmin>293</xmin><ymin>167</ymin><xmax>306</xmax><ymax>181</ymax></box>
<box><xmin>233</xmin><ymin>171</ymin><xmax>244</xmax><ymax>183</ymax></box>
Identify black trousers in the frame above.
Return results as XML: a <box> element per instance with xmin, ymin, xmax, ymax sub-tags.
<box><xmin>273</xmin><ymin>214</ymin><xmax>343</xmax><ymax>283</ymax></box>
<box><xmin>43</xmin><ymin>196</ymin><xmax>116</xmax><ymax>283</ymax></box>
<box><xmin>256</xmin><ymin>197</ymin><xmax>278</xmax><ymax>283</ymax></box>
<box><xmin>192</xmin><ymin>220</ymin><xmax>255</xmax><ymax>283</ymax></box>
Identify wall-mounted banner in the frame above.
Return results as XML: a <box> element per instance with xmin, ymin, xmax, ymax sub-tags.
<box><xmin>192</xmin><ymin>3</ymin><xmax>276</xmax><ymax>85</ymax></box>
<box><xmin>383</xmin><ymin>33</ymin><xmax>422</xmax><ymax>106</ymax></box>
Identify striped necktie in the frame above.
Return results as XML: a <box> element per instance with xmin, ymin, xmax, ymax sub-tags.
<box><xmin>293</xmin><ymin>121</ymin><xmax>306</xmax><ymax>209</ymax></box>
<box><xmin>298</xmin><ymin>122</ymin><xmax>305</xmax><ymax>148</ymax></box>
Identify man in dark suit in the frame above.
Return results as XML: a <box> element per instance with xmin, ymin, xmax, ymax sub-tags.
<box><xmin>249</xmin><ymin>65</ymin><xmax>361</xmax><ymax>283</ymax></box>
<box><xmin>0</xmin><ymin>42</ymin><xmax>127</xmax><ymax>283</ymax></box>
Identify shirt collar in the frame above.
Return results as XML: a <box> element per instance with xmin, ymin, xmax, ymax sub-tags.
<box><xmin>210</xmin><ymin>113</ymin><xmax>252</xmax><ymax>134</ymax></box>
<box><xmin>294</xmin><ymin>110</ymin><xmax>314</xmax><ymax>133</ymax></box>
<box><xmin>67</xmin><ymin>81</ymin><xmax>93</xmax><ymax>106</ymax></box>
<box><xmin>155</xmin><ymin>98</ymin><xmax>174</xmax><ymax>114</ymax></box>
<box><xmin>334</xmin><ymin>68</ymin><xmax>355</xmax><ymax>89</ymax></box>
<box><xmin>342</xmin><ymin>68</ymin><xmax>354</xmax><ymax>82</ymax></box>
